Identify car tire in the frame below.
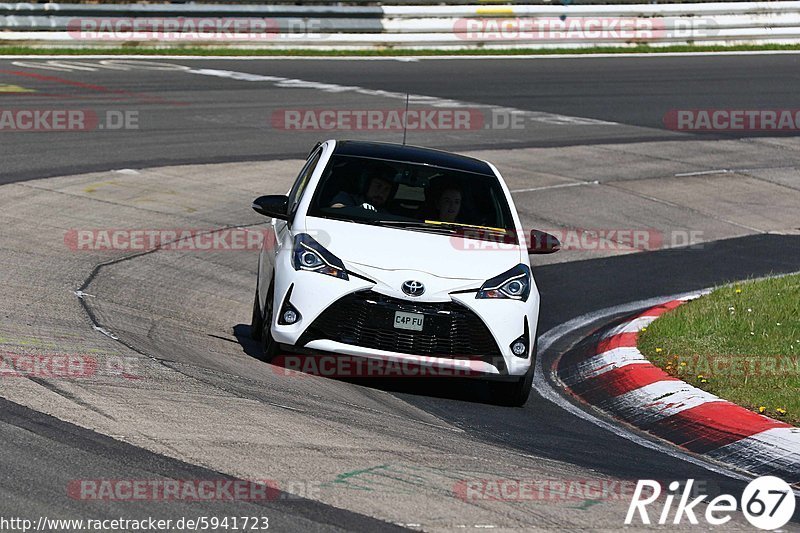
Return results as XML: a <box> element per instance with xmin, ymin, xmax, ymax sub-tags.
<box><xmin>490</xmin><ymin>340</ymin><xmax>537</xmax><ymax>407</ymax></box>
<box><xmin>260</xmin><ymin>279</ymin><xmax>279</xmax><ymax>362</ymax></box>
<box><xmin>251</xmin><ymin>286</ymin><xmax>263</xmax><ymax>341</ymax></box>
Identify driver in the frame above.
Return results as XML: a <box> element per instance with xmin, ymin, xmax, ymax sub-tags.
<box><xmin>330</xmin><ymin>164</ymin><xmax>395</xmax><ymax>212</ymax></box>
<box><xmin>436</xmin><ymin>186</ymin><xmax>462</xmax><ymax>223</ymax></box>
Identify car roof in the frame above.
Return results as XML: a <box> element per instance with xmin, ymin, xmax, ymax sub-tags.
<box><xmin>331</xmin><ymin>140</ymin><xmax>495</xmax><ymax>176</ymax></box>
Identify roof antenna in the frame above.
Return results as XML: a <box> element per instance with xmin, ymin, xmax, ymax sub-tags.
<box><xmin>402</xmin><ymin>93</ymin><xmax>410</xmax><ymax>145</ymax></box>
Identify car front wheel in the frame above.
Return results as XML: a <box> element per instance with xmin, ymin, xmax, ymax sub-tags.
<box><xmin>250</xmin><ymin>286</ymin><xmax>263</xmax><ymax>341</ymax></box>
<box><xmin>490</xmin><ymin>368</ymin><xmax>533</xmax><ymax>407</ymax></box>
<box><xmin>489</xmin><ymin>340</ymin><xmax>537</xmax><ymax>407</ymax></box>
<box><xmin>260</xmin><ymin>279</ymin><xmax>279</xmax><ymax>362</ymax></box>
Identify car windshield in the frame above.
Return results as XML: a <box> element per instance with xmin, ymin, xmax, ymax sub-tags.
<box><xmin>306</xmin><ymin>154</ymin><xmax>519</xmax><ymax>243</ymax></box>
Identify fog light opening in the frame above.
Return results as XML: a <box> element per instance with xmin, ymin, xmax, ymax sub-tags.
<box><xmin>510</xmin><ymin>318</ymin><xmax>530</xmax><ymax>359</ymax></box>
<box><xmin>277</xmin><ymin>284</ymin><xmax>302</xmax><ymax>326</ymax></box>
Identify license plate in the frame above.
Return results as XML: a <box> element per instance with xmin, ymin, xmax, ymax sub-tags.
<box><xmin>394</xmin><ymin>311</ymin><xmax>424</xmax><ymax>331</ymax></box>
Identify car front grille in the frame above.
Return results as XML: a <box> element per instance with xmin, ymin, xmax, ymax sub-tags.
<box><xmin>298</xmin><ymin>290</ymin><xmax>503</xmax><ymax>367</ymax></box>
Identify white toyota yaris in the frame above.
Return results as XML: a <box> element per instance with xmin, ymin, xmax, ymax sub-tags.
<box><xmin>251</xmin><ymin>140</ymin><xmax>559</xmax><ymax>406</ymax></box>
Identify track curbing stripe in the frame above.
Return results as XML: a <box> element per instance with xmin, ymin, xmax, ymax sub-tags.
<box><xmin>559</xmin><ymin>295</ymin><xmax>800</xmax><ymax>483</ymax></box>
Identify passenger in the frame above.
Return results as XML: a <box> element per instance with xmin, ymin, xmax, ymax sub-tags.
<box><xmin>436</xmin><ymin>186</ymin><xmax>462</xmax><ymax>223</ymax></box>
<box><xmin>426</xmin><ymin>177</ymin><xmax>464</xmax><ymax>223</ymax></box>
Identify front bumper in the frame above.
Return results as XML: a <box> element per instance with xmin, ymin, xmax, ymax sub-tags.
<box><xmin>297</xmin><ymin>289</ymin><xmax>508</xmax><ymax>373</ymax></box>
<box><xmin>270</xmin><ymin>257</ymin><xmax>539</xmax><ymax>377</ymax></box>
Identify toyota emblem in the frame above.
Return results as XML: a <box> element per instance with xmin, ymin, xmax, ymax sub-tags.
<box><xmin>402</xmin><ymin>280</ymin><xmax>425</xmax><ymax>297</ymax></box>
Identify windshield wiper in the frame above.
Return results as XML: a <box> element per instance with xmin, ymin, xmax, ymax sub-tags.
<box><xmin>379</xmin><ymin>220</ymin><xmax>511</xmax><ymax>235</ymax></box>
<box><xmin>373</xmin><ymin>220</ymin><xmax>459</xmax><ymax>235</ymax></box>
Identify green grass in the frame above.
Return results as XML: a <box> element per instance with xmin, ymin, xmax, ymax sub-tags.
<box><xmin>2</xmin><ymin>43</ymin><xmax>800</xmax><ymax>56</ymax></box>
<box><xmin>639</xmin><ymin>274</ymin><xmax>800</xmax><ymax>425</ymax></box>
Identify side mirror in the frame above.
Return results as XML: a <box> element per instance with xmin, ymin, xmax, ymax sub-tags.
<box><xmin>252</xmin><ymin>195</ymin><xmax>289</xmax><ymax>219</ymax></box>
<box><xmin>528</xmin><ymin>229</ymin><xmax>561</xmax><ymax>254</ymax></box>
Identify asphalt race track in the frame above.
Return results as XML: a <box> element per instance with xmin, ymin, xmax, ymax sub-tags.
<box><xmin>2</xmin><ymin>53</ymin><xmax>800</xmax><ymax>183</ymax></box>
<box><xmin>1</xmin><ymin>55</ymin><xmax>799</xmax><ymax>531</ymax></box>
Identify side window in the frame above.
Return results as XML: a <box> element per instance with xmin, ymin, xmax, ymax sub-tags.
<box><xmin>287</xmin><ymin>149</ymin><xmax>322</xmax><ymax>218</ymax></box>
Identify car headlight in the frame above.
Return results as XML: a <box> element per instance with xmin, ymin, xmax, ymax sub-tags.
<box><xmin>476</xmin><ymin>264</ymin><xmax>531</xmax><ymax>301</ymax></box>
<box><xmin>291</xmin><ymin>234</ymin><xmax>349</xmax><ymax>280</ymax></box>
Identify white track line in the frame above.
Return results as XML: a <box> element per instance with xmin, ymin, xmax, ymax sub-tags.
<box><xmin>186</xmin><ymin>67</ymin><xmax>616</xmax><ymax>126</ymax></box>
<box><xmin>510</xmin><ymin>180</ymin><xmax>599</xmax><ymax>194</ymax></box>
<box><xmin>3</xmin><ymin>51</ymin><xmax>800</xmax><ymax>60</ymax></box>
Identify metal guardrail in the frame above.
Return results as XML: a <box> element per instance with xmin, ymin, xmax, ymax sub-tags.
<box><xmin>7</xmin><ymin>0</ymin><xmax>789</xmax><ymax>4</ymax></box>
<box><xmin>2</xmin><ymin>2</ymin><xmax>800</xmax><ymax>49</ymax></box>
<box><xmin>0</xmin><ymin>3</ymin><xmax>384</xmax><ymax>15</ymax></box>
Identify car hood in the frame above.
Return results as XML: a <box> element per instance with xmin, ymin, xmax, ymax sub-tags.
<box><xmin>305</xmin><ymin>216</ymin><xmax>523</xmax><ymax>282</ymax></box>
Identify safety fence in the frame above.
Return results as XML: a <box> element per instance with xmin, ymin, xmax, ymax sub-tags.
<box><xmin>1</xmin><ymin>2</ymin><xmax>799</xmax><ymax>49</ymax></box>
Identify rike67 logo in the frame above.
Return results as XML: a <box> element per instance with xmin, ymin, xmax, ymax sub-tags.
<box><xmin>626</xmin><ymin>477</ymin><xmax>796</xmax><ymax>530</ymax></box>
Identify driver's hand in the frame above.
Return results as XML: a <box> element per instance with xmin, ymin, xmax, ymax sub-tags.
<box><xmin>360</xmin><ymin>203</ymin><xmax>377</xmax><ymax>211</ymax></box>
